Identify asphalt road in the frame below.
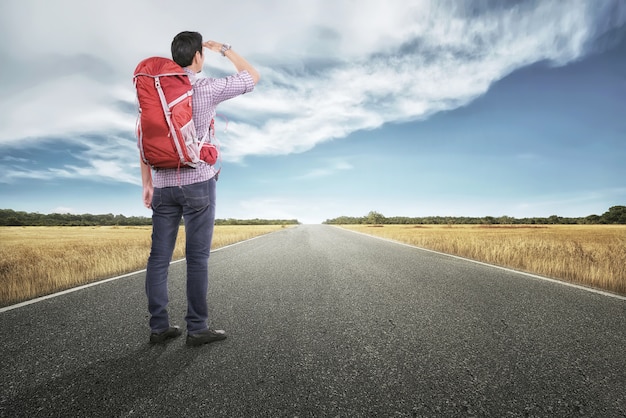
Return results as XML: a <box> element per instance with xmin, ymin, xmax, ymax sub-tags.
<box><xmin>1</xmin><ymin>225</ymin><xmax>625</xmax><ymax>417</ymax></box>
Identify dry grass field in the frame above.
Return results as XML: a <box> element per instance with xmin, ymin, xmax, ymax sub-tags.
<box><xmin>0</xmin><ymin>225</ymin><xmax>287</xmax><ymax>307</ymax></box>
<box><xmin>340</xmin><ymin>224</ymin><xmax>626</xmax><ymax>296</ymax></box>
<box><xmin>2</xmin><ymin>224</ymin><xmax>624</xmax><ymax>307</ymax></box>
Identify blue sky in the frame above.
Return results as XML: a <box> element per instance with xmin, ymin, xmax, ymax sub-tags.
<box><xmin>1</xmin><ymin>0</ymin><xmax>625</xmax><ymax>224</ymax></box>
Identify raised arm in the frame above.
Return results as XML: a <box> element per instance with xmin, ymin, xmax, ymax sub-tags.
<box><xmin>203</xmin><ymin>41</ymin><xmax>260</xmax><ymax>85</ymax></box>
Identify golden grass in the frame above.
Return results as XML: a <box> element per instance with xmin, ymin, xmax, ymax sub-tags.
<box><xmin>340</xmin><ymin>224</ymin><xmax>626</xmax><ymax>296</ymax></box>
<box><xmin>0</xmin><ymin>225</ymin><xmax>287</xmax><ymax>307</ymax></box>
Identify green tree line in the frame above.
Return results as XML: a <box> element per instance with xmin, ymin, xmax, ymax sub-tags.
<box><xmin>323</xmin><ymin>206</ymin><xmax>626</xmax><ymax>225</ymax></box>
<box><xmin>0</xmin><ymin>209</ymin><xmax>300</xmax><ymax>227</ymax></box>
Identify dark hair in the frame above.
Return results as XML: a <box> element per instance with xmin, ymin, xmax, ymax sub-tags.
<box><xmin>171</xmin><ymin>31</ymin><xmax>203</xmax><ymax>67</ymax></box>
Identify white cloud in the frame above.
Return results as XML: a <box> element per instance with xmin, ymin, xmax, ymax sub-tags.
<box><xmin>0</xmin><ymin>74</ymin><xmax>135</xmax><ymax>144</ymax></box>
<box><xmin>1</xmin><ymin>161</ymin><xmax>140</xmax><ymax>186</ymax></box>
<box><xmin>1</xmin><ymin>155</ymin><xmax>31</xmax><ymax>164</ymax></box>
<box><xmin>1</xmin><ymin>0</ymin><xmax>625</xmax><ymax>175</ymax></box>
<box><xmin>0</xmin><ymin>134</ymin><xmax>140</xmax><ymax>185</ymax></box>
<box><xmin>296</xmin><ymin>159</ymin><xmax>354</xmax><ymax>180</ymax></box>
<box><xmin>213</xmin><ymin>0</ymin><xmax>626</xmax><ymax>162</ymax></box>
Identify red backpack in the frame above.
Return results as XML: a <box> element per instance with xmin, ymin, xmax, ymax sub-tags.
<box><xmin>134</xmin><ymin>57</ymin><xmax>216</xmax><ymax>169</ymax></box>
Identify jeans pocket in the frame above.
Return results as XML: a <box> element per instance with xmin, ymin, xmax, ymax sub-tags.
<box><xmin>182</xmin><ymin>181</ymin><xmax>210</xmax><ymax>211</ymax></box>
<box><xmin>151</xmin><ymin>188</ymin><xmax>163</xmax><ymax>209</ymax></box>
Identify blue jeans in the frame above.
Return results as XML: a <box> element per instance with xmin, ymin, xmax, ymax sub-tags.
<box><xmin>145</xmin><ymin>178</ymin><xmax>216</xmax><ymax>334</ymax></box>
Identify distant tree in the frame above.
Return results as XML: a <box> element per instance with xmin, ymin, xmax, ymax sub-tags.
<box><xmin>365</xmin><ymin>211</ymin><xmax>385</xmax><ymax>225</ymax></box>
<box><xmin>497</xmin><ymin>216</ymin><xmax>515</xmax><ymax>224</ymax></box>
<box><xmin>584</xmin><ymin>215</ymin><xmax>601</xmax><ymax>224</ymax></box>
<box><xmin>601</xmin><ymin>206</ymin><xmax>626</xmax><ymax>224</ymax></box>
<box><xmin>6</xmin><ymin>216</ymin><xmax>23</xmax><ymax>226</ymax></box>
<box><xmin>323</xmin><ymin>215</ymin><xmax>363</xmax><ymax>225</ymax></box>
<box><xmin>548</xmin><ymin>215</ymin><xmax>562</xmax><ymax>224</ymax></box>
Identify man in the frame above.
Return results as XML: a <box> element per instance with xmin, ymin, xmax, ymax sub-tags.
<box><xmin>140</xmin><ymin>31</ymin><xmax>260</xmax><ymax>346</ymax></box>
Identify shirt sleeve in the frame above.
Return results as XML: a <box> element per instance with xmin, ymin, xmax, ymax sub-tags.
<box><xmin>193</xmin><ymin>70</ymin><xmax>255</xmax><ymax>105</ymax></box>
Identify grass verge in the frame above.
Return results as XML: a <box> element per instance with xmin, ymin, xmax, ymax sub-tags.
<box><xmin>0</xmin><ymin>225</ymin><xmax>287</xmax><ymax>307</ymax></box>
<box><xmin>339</xmin><ymin>224</ymin><xmax>626</xmax><ymax>296</ymax></box>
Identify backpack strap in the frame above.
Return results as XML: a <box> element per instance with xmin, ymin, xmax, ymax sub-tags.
<box><xmin>198</xmin><ymin>120</ymin><xmax>210</xmax><ymax>149</ymax></box>
<box><xmin>154</xmin><ymin>76</ymin><xmax>188</xmax><ymax>167</ymax></box>
<box><xmin>201</xmin><ymin>118</ymin><xmax>221</xmax><ymax>177</ymax></box>
<box><xmin>134</xmin><ymin>78</ymin><xmax>148</xmax><ymax>165</ymax></box>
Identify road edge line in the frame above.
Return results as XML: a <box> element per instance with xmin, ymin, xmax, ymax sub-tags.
<box><xmin>335</xmin><ymin>226</ymin><xmax>626</xmax><ymax>301</ymax></box>
<box><xmin>0</xmin><ymin>232</ymin><xmax>276</xmax><ymax>313</ymax></box>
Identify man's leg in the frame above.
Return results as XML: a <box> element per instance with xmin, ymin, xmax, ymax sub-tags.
<box><xmin>180</xmin><ymin>178</ymin><xmax>216</xmax><ymax>334</ymax></box>
<box><xmin>146</xmin><ymin>186</ymin><xmax>182</xmax><ymax>333</ymax></box>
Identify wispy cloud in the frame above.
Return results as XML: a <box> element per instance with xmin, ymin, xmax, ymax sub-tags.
<box><xmin>296</xmin><ymin>159</ymin><xmax>354</xmax><ymax>180</ymax></box>
<box><xmin>213</xmin><ymin>0</ymin><xmax>626</xmax><ymax>162</ymax></box>
<box><xmin>0</xmin><ymin>73</ymin><xmax>135</xmax><ymax>145</ymax></box>
<box><xmin>0</xmin><ymin>134</ymin><xmax>139</xmax><ymax>185</ymax></box>
<box><xmin>1</xmin><ymin>0</ymin><xmax>625</xmax><ymax>182</ymax></box>
<box><xmin>1</xmin><ymin>156</ymin><xmax>32</xmax><ymax>164</ymax></box>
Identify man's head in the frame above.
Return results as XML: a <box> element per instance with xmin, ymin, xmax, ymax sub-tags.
<box><xmin>171</xmin><ymin>31</ymin><xmax>203</xmax><ymax>71</ymax></box>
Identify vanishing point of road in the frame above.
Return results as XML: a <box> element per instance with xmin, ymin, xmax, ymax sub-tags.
<box><xmin>1</xmin><ymin>225</ymin><xmax>625</xmax><ymax>417</ymax></box>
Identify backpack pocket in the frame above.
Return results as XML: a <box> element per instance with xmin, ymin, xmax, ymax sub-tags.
<box><xmin>200</xmin><ymin>143</ymin><xmax>219</xmax><ymax>166</ymax></box>
<box><xmin>179</xmin><ymin>119</ymin><xmax>201</xmax><ymax>163</ymax></box>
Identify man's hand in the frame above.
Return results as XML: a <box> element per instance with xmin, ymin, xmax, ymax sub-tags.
<box><xmin>203</xmin><ymin>40</ymin><xmax>222</xmax><ymax>54</ymax></box>
<box><xmin>142</xmin><ymin>185</ymin><xmax>153</xmax><ymax>209</ymax></box>
<box><xmin>202</xmin><ymin>40</ymin><xmax>260</xmax><ymax>84</ymax></box>
<box><xmin>140</xmin><ymin>156</ymin><xmax>154</xmax><ymax>209</ymax></box>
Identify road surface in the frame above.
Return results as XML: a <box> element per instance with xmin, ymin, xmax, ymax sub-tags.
<box><xmin>1</xmin><ymin>225</ymin><xmax>625</xmax><ymax>417</ymax></box>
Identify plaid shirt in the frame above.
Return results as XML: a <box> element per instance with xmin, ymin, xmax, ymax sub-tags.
<box><xmin>152</xmin><ymin>69</ymin><xmax>255</xmax><ymax>188</ymax></box>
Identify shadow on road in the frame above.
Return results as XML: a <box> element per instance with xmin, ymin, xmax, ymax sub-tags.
<box><xmin>1</xmin><ymin>342</ymin><xmax>202</xmax><ymax>417</ymax></box>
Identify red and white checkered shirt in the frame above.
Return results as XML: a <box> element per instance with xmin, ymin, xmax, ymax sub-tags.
<box><xmin>151</xmin><ymin>69</ymin><xmax>255</xmax><ymax>188</ymax></box>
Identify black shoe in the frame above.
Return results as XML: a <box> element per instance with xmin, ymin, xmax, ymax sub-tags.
<box><xmin>149</xmin><ymin>326</ymin><xmax>182</xmax><ymax>343</ymax></box>
<box><xmin>186</xmin><ymin>329</ymin><xmax>227</xmax><ymax>346</ymax></box>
